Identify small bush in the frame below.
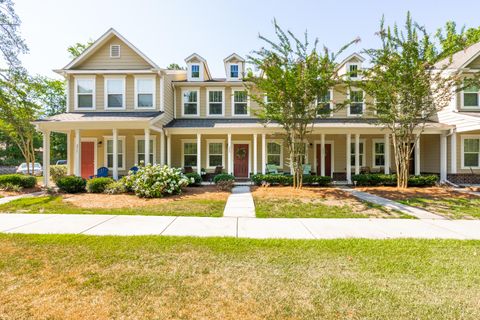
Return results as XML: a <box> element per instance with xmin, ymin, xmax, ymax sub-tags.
<box><xmin>251</xmin><ymin>174</ymin><xmax>331</xmax><ymax>187</ymax></box>
<box><xmin>50</xmin><ymin>165</ymin><xmax>67</xmax><ymax>183</ymax></box>
<box><xmin>185</xmin><ymin>172</ymin><xmax>202</xmax><ymax>186</ymax></box>
<box><xmin>0</xmin><ymin>183</ymin><xmax>22</xmax><ymax>192</ymax></box>
<box><xmin>56</xmin><ymin>175</ymin><xmax>86</xmax><ymax>193</ymax></box>
<box><xmin>104</xmin><ymin>180</ymin><xmax>127</xmax><ymax>194</ymax></box>
<box><xmin>0</xmin><ymin>174</ymin><xmax>36</xmax><ymax>188</ymax></box>
<box><xmin>216</xmin><ymin>180</ymin><xmax>234</xmax><ymax>192</ymax></box>
<box><xmin>213</xmin><ymin>174</ymin><xmax>235</xmax><ymax>184</ymax></box>
<box><xmin>352</xmin><ymin>174</ymin><xmax>438</xmax><ymax>187</ymax></box>
<box><xmin>87</xmin><ymin>177</ymin><xmax>114</xmax><ymax>193</ymax></box>
<box><xmin>408</xmin><ymin>175</ymin><xmax>438</xmax><ymax>187</ymax></box>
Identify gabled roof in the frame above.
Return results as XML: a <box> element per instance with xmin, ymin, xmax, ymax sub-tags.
<box><xmin>337</xmin><ymin>53</ymin><xmax>365</xmax><ymax>69</ymax></box>
<box><xmin>61</xmin><ymin>28</ymin><xmax>159</xmax><ymax>70</ymax></box>
<box><xmin>435</xmin><ymin>42</ymin><xmax>480</xmax><ymax>69</ymax></box>
<box><xmin>184</xmin><ymin>53</ymin><xmax>212</xmax><ymax>79</ymax></box>
<box><xmin>223</xmin><ymin>53</ymin><xmax>245</xmax><ymax>63</ymax></box>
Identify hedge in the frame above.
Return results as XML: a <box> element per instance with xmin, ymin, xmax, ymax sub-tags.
<box><xmin>185</xmin><ymin>173</ymin><xmax>202</xmax><ymax>186</ymax></box>
<box><xmin>86</xmin><ymin>177</ymin><xmax>114</xmax><ymax>193</ymax></box>
<box><xmin>251</xmin><ymin>174</ymin><xmax>332</xmax><ymax>186</ymax></box>
<box><xmin>0</xmin><ymin>174</ymin><xmax>36</xmax><ymax>188</ymax></box>
<box><xmin>352</xmin><ymin>174</ymin><xmax>438</xmax><ymax>187</ymax></box>
<box><xmin>56</xmin><ymin>175</ymin><xmax>86</xmax><ymax>193</ymax></box>
<box><xmin>213</xmin><ymin>174</ymin><xmax>235</xmax><ymax>184</ymax></box>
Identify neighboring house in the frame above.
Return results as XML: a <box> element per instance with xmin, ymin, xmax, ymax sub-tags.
<box><xmin>33</xmin><ymin>28</ymin><xmax>480</xmax><ymax>186</ymax></box>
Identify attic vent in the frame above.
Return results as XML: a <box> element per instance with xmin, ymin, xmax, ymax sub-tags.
<box><xmin>110</xmin><ymin>45</ymin><xmax>120</xmax><ymax>58</ymax></box>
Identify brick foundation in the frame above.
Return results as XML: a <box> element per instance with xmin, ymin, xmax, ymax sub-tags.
<box><xmin>447</xmin><ymin>174</ymin><xmax>480</xmax><ymax>185</ymax></box>
<box><xmin>333</xmin><ymin>172</ymin><xmax>347</xmax><ymax>181</ymax></box>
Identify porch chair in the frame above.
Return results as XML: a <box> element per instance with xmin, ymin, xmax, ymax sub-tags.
<box><xmin>303</xmin><ymin>164</ymin><xmax>312</xmax><ymax>176</ymax></box>
<box><xmin>184</xmin><ymin>166</ymin><xmax>193</xmax><ymax>174</ymax></box>
<box><xmin>266</xmin><ymin>164</ymin><xmax>278</xmax><ymax>174</ymax></box>
<box><xmin>89</xmin><ymin>166</ymin><xmax>108</xmax><ymax>179</ymax></box>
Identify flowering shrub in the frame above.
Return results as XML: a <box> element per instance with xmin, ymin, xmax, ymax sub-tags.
<box><xmin>123</xmin><ymin>164</ymin><xmax>192</xmax><ymax>198</ymax></box>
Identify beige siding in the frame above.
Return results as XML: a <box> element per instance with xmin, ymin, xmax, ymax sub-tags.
<box><xmin>420</xmin><ymin>134</ymin><xmax>440</xmax><ymax>173</ymax></box>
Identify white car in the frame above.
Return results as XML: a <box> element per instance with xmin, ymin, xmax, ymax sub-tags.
<box><xmin>16</xmin><ymin>163</ymin><xmax>43</xmax><ymax>176</ymax></box>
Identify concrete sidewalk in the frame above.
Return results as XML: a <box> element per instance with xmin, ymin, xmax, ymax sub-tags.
<box><xmin>0</xmin><ymin>191</ymin><xmax>45</xmax><ymax>205</ymax></box>
<box><xmin>223</xmin><ymin>186</ymin><xmax>255</xmax><ymax>217</ymax></box>
<box><xmin>1</xmin><ymin>213</ymin><xmax>479</xmax><ymax>239</ymax></box>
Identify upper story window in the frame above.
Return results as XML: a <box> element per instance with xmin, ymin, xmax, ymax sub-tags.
<box><xmin>317</xmin><ymin>90</ymin><xmax>333</xmax><ymax>116</ymax></box>
<box><xmin>349</xmin><ymin>89</ymin><xmax>364</xmax><ymax>116</ymax></box>
<box><xmin>105</xmin><ymin>78</ymin><xmax>125</xmax><ymax>109</ymax></box>
<box><xmin>349</xmin><ymin>64</ymin><xmax>359</xmax><ymax>78</ymax></box>
<box><xmin>230</xmin><ymin>64</ymin><xmax>239</xmax><ymax>78</ymax></box>
<box><xmin>233</xmin><ymin>90</ymin><xmax>248</xmax><ymax>116</ymax></box>
<box><xmin>463</xmin><ymin>84</ymin><xmax>479</xmax><ymax>108</ymax></box>
<box><xmin>182</xmin><ymin>89</ymin><xmax>199</xmax><ymax>116</ymax></box>
<box><xmin>110</xmin><ymin>45</ymin><xmax>121</xmax><ymax>58</ymax></box>
<box><xmin>75</xmin><ymin>77</ymin><xmax>95</xmax><ymax>110</ymax></box>
<box><xmin>207</xmin><ymin>89</ymin><xmax>224</xmax><ymax>116</ymax></box>
<box><xmin>135</xmin><ymin>77</ymin><xmax>155</xmax><ymax>109</ymax></box>
<box><xmin>191</xmin><ymin>65</ymin><xmax>200</xmax><ymax>78</ymax></box>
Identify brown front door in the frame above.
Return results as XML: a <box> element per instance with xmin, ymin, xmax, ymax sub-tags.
<box><xmin>234</xmin><ymin>144</ymin><xmax>249</xmax><ymax>177</ymax></box>
<box><xmin>316</xmin><ymin>144</ymin><xmax>332</xmax><ymax>176</ymax></box>
<box><xmin>81</xmin><ymin>141</ymin><xmax>95</xmax><ymax>179</ymax></box>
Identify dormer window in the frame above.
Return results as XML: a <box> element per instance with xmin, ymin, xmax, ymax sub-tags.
<box><xmin>110</xmin><ymin>45</ymin><xmax>120</xmax><ymax>58</ymax></box>
<box><xmin>230</xmin><ymin>64</ymin><xmax>239</xmax><ymax>78</ymax></box>
<box><xmin>349</xmin><ymin>64</ymin><xmax>358</xmax><ymax>78</ymax></box>
<box><xmin>191</xmin><ymin>65</ymin><xmax>200</xmax><ymax>78</ymax></box>
<box><xmin>463</xmin><ymin>84</ymin><xmax>480</xmax><ymax>108</ymax></box>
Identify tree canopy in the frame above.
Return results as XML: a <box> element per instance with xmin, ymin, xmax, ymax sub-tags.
<box><xmin>67</xmin><ymin>40</ymin><xmax>94</xmax><ymax>59</ymax></box>
<box><xmin>436</xmin><ymin>21</ymin><xmax>480</xmax><ymax>58</ymax></box>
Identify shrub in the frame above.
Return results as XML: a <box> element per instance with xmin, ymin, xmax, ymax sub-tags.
<box><xmin>352</xmin><ymin>174</ymin><xmax>438</xmax><ymax>187</ymax></box>
<box><xmin>0</xmin><ymin>183</ymin><xmax>22</xmax><ymax>192</ymax></box>
<box><xmin>123</xmin><ymin>164</ymin><xmax>190</xmax><ymax>198</ymax></box>
<box><xmin>408</xmin><ymin>175</ymin><xmax>438</xmax><ymax>187</ymax></box>
<box><xmin>50</xmin><ymin>165</ymin><xmax>67</xmax><ymax>183</ymax></box>
<box><xmin>251</xmin><ymin>174</ymin><xmax>331</xmax><ymax>187</ymax></box>
<box><xmin>86</xmin><ymin>177</ymin><xmax>114</xmax><ymax>193</ymax></box>
<box><xmin>185</xmin><ymin>172</ymin><xmax>202</xmax><ymax>186</ymax></box>
<box><xmin>213</xmin><ymin>174</ymin><xmax>235</xmax><ymax>184</ymax></box>
<box><xmin>104</xmin><ymin>180</ymin><xmax>127</xmax><ymax>194</ymax></box>
<box><xmin>56</xmin><ymin>175</ymin><xmax>86</xmax><ymax>193</ymax></box>
<box><xmin>216</xmin><ymin>180</ymin><xmax>234</xmax><ymax>192</ymax></box>
<box><xmin>0</xmin><ymin>174</ymin><xmax>36</xmax><ymax>189</ymax></box>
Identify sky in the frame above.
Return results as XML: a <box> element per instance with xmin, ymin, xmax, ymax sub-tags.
<box><xmin>14</xmin><ymin>0</ymin><xmax>480</xmax><ymax>79</ymax></box>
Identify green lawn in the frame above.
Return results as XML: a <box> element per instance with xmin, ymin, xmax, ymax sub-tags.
<box><xmin>399</xmin><ymin>197</ymin><xmax>480</xmax><ymax>219</ymax></box>
<box><xmin>0</xmin><ymin>235</ymin><xmax>479</xmax><ymax>319</ymax></box>
<box><xmin>0</xmin><ymin>195</ymin><xmax>225</xmax><ymax>217</ymax></box>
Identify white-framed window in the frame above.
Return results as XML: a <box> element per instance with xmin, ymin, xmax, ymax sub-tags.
<box><xmin>348</xmin><ymin>89</ymin><xmax>364</xmax><ymax>116</ymax></box>
<box><xmin>74</xmin><ymin>77</ymin><xmax>95</xmax><ymax>110</ymax></box>
<box><xmin>134</xmin><ymin>76</ymin><xmax>155</xmax><ymax>109</ymax></box>
<box><xmin>104</xmin><ymin>136</ymin><xmax>126</xmax><ymax>170</ymax></box>
<box><xmin>110</xmin><ymin>45</ymin><xmax>121</xmax><ymax>58</ymax></box>
<box><xmin>348</xmin><ymin>63</ymin><xmax>359</xmax><ymax>78</ymax></box>
<box><xmin>182</xmin><ymin>140</ymin><xmax>197</xmax><ymax>168</ymax></box>
<box><xmin>317</xmin><ymin>89</ymin><xmax>333</xmax><ymax>116</ymax></box>
<box><xmin>207</xmin><ymin>140</ymin><xmax>225</xmax><ymax>168</ymax></box>
<box><xmin>230</xmin><ymin>64</ymin><xmax>239</xmax><ymax>78</ymax></box>
<box><xmin>182</xmin><ymin>89</ymin><xmax>199</xmax><ymax>116</ymax></box>
<box><xmin>462</xmin><ymin>83</ymin><xmax>480</xmax><ymax>108</ymax></box>
<box><xmin>462</xmin><ymin>136</ymin><xmax>480</xmax><ymax>168</ymax></box>
<box><xmin>266</xmin><ymin>140</ymin><xmax>283</xmax><ymax>167</ymax></box>
<box><xmin>372</xmin><ymin>139</ymin><xmax>385</xmax><ymax>167</ymax></box>
<box><xmin>104</xmin><ymin>77</ymin><xmax>125</xmax><ymax>109</ymax></box>
<box><xmin>191</xmin><ymin>64</ymin><xmax>200</xmax><ymax>78</ymax></box>
<box><xmin>207</xmin><ymin>88</ymin><xmax>224</xmax><ymax>116</ymax></box>
<box><xmin>350</xmin><ymin>141</ymin><xmax>365</xmax><ymax>167</ymax></box>
<box><xmin>134</xmin><ymin>136</ymin><xmax>156</xmax><ymax>165</ymax></box>
<box><xmin>232</xmin><ymin>90</ymin><xmax>249</xmax><ymax>116</ymax></box>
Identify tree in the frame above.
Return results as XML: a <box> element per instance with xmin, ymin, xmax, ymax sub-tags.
<box><xmin>436</xmin><ymin>21</ymin><xmax>480</xmax><ymax>58</ymax></box>
<box><xmin>67</xmin><ymin>40</ymin><xmax>94</xmax><ymax>58</ymax></box>
<box><xmin>166</xmin><ymin>63</ymin><xmax>185</xmax><ymax>70</ymax></box>
<box><xmin>247</xmin><ymin>21</ymin><xmax>356</xmax><ymax>188</ymax></box>
<box><xmin>0</xmin><ymin>0</ymin><xmax>28</xmax><ymax>68</ymax></box>
<box><xmin>360</xmin><ymin>13</ymin><xmax>459</xmax><ymax>188</ymax></box>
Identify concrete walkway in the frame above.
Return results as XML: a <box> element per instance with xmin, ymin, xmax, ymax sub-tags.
<box><xmin>342</xmin><ymin>188</ymin><xmax>446</xmax><ymax>220</ymax></box>
<box><xmin>223</xmin><ymin>186</ymin><xmax>255</xmax><ymax>217</ymax></box>
<box><xmin>0</xmin><ymin>191</ymin><xmax>44</xmax><ymax>205</ymax></box>
<box><xmin>1</xmin><ymin>213</ymin><xmax>480</xmax><ymax>239</ymax></box>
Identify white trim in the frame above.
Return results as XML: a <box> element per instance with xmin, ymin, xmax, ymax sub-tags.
<box><xmin>181</xmin><ymin>88</ymin><xmax>200</xmax><ymax>117</ymax></box>
<box><xmin>226</xmin><ymin>63</ymin><xmax>242</xmax><ymax>81</ymax></box>
<box><xmin>206</xmin><ymin>139</ymin><xmax>226</xmax><ymax>169</ymax></box>
<box><xmin>265</xmin><ymin>139</ymin><xmax>284</xmax><ymax>168</ymax></box>
<box><xmin>66</xmin><ymin>77</ymin><xmax>70</xmax><ymax>112</ymax></box>
<box><xmin>134</xmin><ymin>135</ymin><xmax>157</xmax><ymax>165</ymax></box>
<box><xmin>109</xmin><ymin>44</ymin><xmax>121</xmax><ymax>58</ymax></box>
<box><xmin>206</xmin><ymin>87</ymin><xmax>225</xmax><ymax>117</ymax></box>
<box><xmin>313</xmin><ymin>140</ymin><xmax>335</xmax><ymax>177</ymax></box>
<box><xmin>349</xmin><ymin>138</ymin><xmax>366</xmax><ymax>167</ymax></box>
<box><xmin>346</xmin><ymin>62</ymin><xmax>361</xmax><ymax>80</ymax></box>
<box><xmin>231</xmin><ymin>89</ymin><xmax>250</xmax><ymax>117</ymax></box>
<box><xmin>316</xmin><ymin>89</ymin><xmax>334</xmax><ymax>117</ymax></box>
<box><xmin>181</xmin><ymin>139</ymin><xmax>198</xmax><ymax>169</ymax></box>
<box><xmin>371</xmin><ymin>138</ymin><xmax>386</xmax><ymax>168</ymax></box>
<box><xmin>134</xmin><ymin>75</ymin><xmax>156</xmax><ymax>110</ymax></box>
<box><xmin>80</xmin><ymin>137</ymin><xmax>98</xmax><ymax>176</ymax></box>
<box><xmin>461</xmin><ymin>134</ymin><xmax>480</xmax><ymax>169</ymax></box>
<box><xmin>232</xmin><ymin>140</ymin><xmax>252</xmax><ymax>177</ymax></box>
<box><xmin>460</xmin><ymin>83</ymin><xmax>480</xmax><ymax>110</ymax></box>
<box><xmin>347</xmin><ymin>88</ymin><xmax>365</xmax><ymax>117</ymax></box>
<box><xmin>104</xmin><ymin>76</ymin><xmax>126</xmax><ymax>110</ymax></box>
<box><xmin>74</xmin><ymin>76</ymin><xmax>96</xmax><ymax>111</ymax></box>
<box><xmin>160</xmin><ymin>75</ymin><xmax>165</xmax><ymax>112</ymax></box>
<box><xmin>103</xmin><ymin>135</ymin><xmax>126</xmax><ymax>170</ymax></box>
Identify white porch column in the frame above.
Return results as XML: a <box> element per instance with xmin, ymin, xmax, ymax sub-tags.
<box><xmin>227</xmin><ymin>133</ymin><xmax>232</xmax><ymax>175</ymax></box>
<box><xmin>451</xmin><ymin>132</ymin><xmax>457</xmax><ymax>174</ymax></box>
<box><xmin>144</xmin><ymin>128</ymin><xmax>151</xmax><ymax>165</ymax></box>
<box><xmin>66</xmin><ymin>131</ymin><xmax>72</xmax><ymax>175</ymax></box>
<box><xmin>42</xmin><ymin>130</ymin><xmax>50</xmax><ymax>187</ymax></box>
<box><xmin>440</xmin><ymin>133</ymin><xmax>447</xmax><ymax>182</ymax></box>
<box><xmin>320</xmin><ymin>134</ymin><xmax>326</xmax><ymax>176</ymax></box>
<box><xmin>253</xmin><ymin>133</ymin><xmax>258</xmax><ymax>174</ymax></box>
<box><xmin>160</xmin><ymin>130</ymin><xmax>166</xmax><ymax>166</ymax></box>
<box><xmin>196</xmin><ymin>133</ymin><xmax>201</xmax><ymax>175</ymax></box>
<box><xmin>415</xmin><ymin>134</ymin><xmax>421</xmax><ymax>176</ymax></box>
<box><xmin>74</xmin><ymin>129</ymin><xmax>81</xmax><ymax>177</ymax></box>
<box><xmin>384</xmin><ymin>133</ymin><xmax>390</xmax><ymax>174</ymax></box>
<box><xmin>354</xmin><ymin>134</ymin><xmax>360</xmax><ymax>175</ymax></box>
<box><xmin>112</xmin><ymin>128</ymin><xmax>119</xmax><ymax>180</ymax></box>
<box><xmin>167</xmin><ymin>134</ymin><xmax>172</xmax><ymax>167</ymax></box>
<box><xmin>346</xmin><ymin>134</ymin><xmax>351</xmax><ymax>183</ymax></box>
<box><xmin>261</xmin><ymin>133</ymin><xmax>266</xmax><ymax>174</ymax></box>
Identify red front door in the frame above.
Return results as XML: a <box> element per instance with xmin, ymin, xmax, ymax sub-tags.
<box><xmin>316</xmin><ymin>144</ymin><xmax>332</xmax><ymax>176</ymax></box>
<box><xmin>234</xmin><ymin>144</ymin><xmax>249</xmax><ymax>178</ymax></box>
<box><xmin>81</xmin><ymin>141</ymin><xmax>95</xmax><ymax>179</ymax></box>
